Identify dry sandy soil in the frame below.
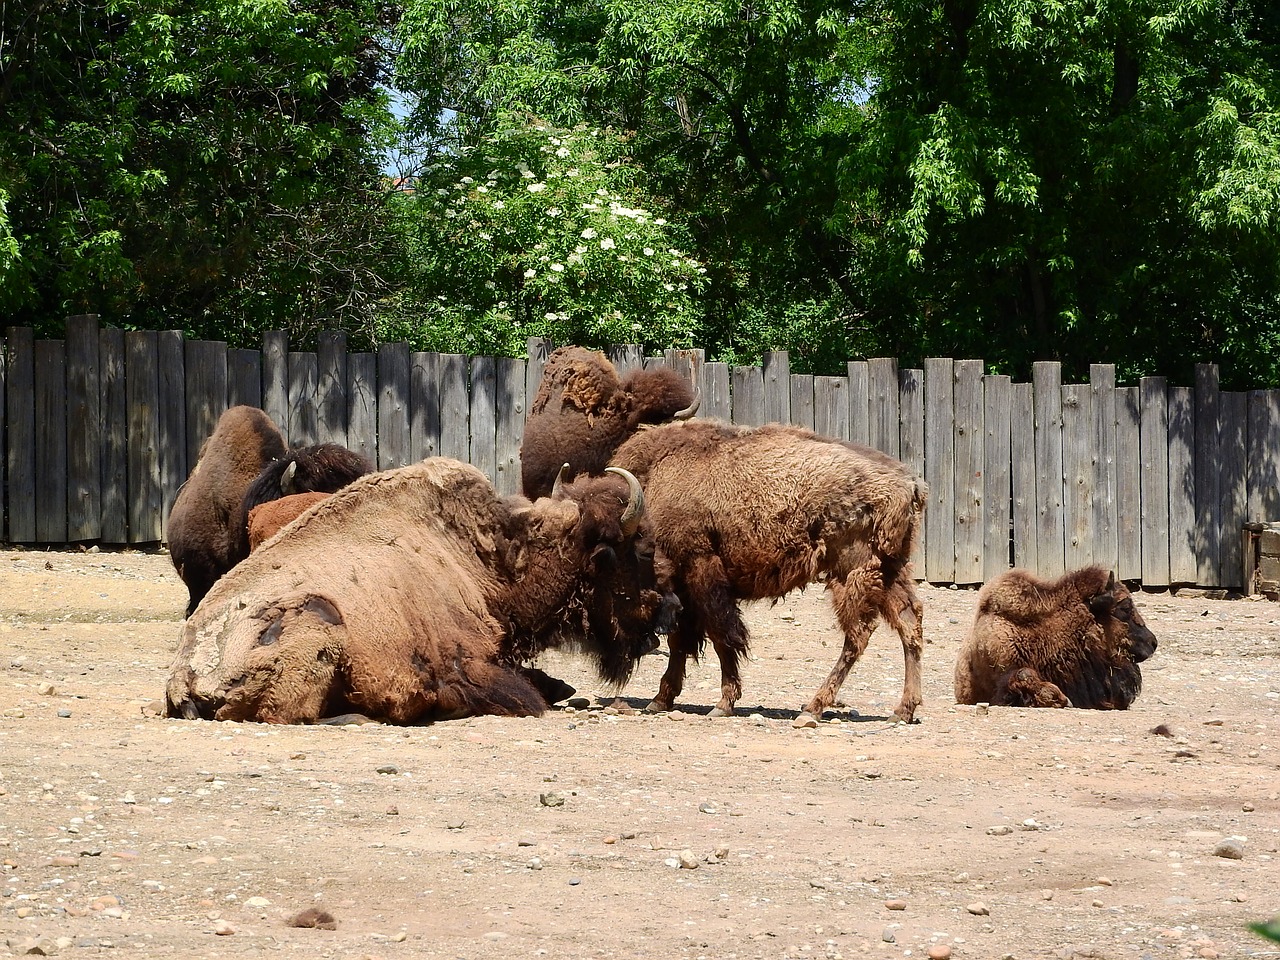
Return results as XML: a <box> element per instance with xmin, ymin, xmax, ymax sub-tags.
<box><xmin>1</xmin><ymin>547</ymin><xmax>1278</xmax><ymax>960</ymax></box>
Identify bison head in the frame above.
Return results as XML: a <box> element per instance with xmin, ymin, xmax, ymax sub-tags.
<box><xmin>521</xmin><ymin>346</ymin><xmax>698</xmax><ymax>498</ymax></box>
<box><xmin>504</xmin><ymin>464</ymin><xmax>680</xmax><ymax>686</ymax></box>
<box><xmin>1088</xmin><ymin>572</ymin><xmax>1158</xmax><ymax>663</ymax></box>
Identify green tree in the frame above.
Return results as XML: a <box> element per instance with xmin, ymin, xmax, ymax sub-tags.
<box><xmin>0</xmin><ymin>0</ymin><xmax>398</xmax><ymax>343</ymax></box>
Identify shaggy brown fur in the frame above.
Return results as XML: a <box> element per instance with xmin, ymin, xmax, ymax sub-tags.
<box><xmin>608</xmin><ymin>420</ymin><xmax>928</xmax><ymax>721</ymax></box>
<box><xmin>164</xmin><ymin>459</ymin><xmax>678</xmax><ymax>725</ymax></box>
<box><xmin>166</xmin><ymin>406</ymin><xmax>287</xmax><ymax>616</ymax></box>
<box><xmin>991</xmin><ymin>667</ymin><xmax>1070</xmax><ymax>708</ymax></box>
<box><xmin>955</xmin><ymin>566</ymin><xmax>1158</xmax><ymax>710</ymax></box>
<box><xmin>247</xmin><ymin>492</ymin><xmax>331</xmax><ymax>550</ymax></box>
<box><xmin>521</xmin><ymin>346</ymin><xmax>698</xmax><ymax>498</ymax></box>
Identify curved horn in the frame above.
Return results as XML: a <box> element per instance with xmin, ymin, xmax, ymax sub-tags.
<box><xmin>280</xmin><ymin>460</ymin><xmax>298</xmax><ymax>495</ymax></box>
<box><xmin>550</xmin><ymin>463</ymin><xmax>571</xmax><ymax>500</ymax></box>
<box><xmin>605</xmin><ymin>466</ymin><xmax>645</xmax><ymax>536</ymax></box>
<box><xmin>672</xmin><ymin>387</ymin><xmax>701</xmax><ymax>420</ymax></box>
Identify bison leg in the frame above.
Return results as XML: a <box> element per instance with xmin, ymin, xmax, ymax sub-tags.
<box><xmin>883</xmin><ymin>573</ymin><xmax>925</xmax><ymax>722</ymax></box>
<box><xmin>805</xmin><ymin>574</ymin><xmax>881</xmax><ymax>721</ymax></box>
<box><xmin>664</xmin><ymin>555</ymin><xmax>749</xmax><ymax>717</ymax></box>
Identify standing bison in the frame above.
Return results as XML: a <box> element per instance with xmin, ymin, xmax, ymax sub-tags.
<box><xmin>166</xmin><ymin>406</ymin><xmax>287</xmax><ymax>616</ymax></box>
<box><xmin>954</xmin><ymin>566</ymin><xmax>1158</xmax><ymax>709</ymax></box>
<box><xmin>165</xmin><ymin>458</ymin><xmax>679</xmax><ymax>724</ymax></box>
<box><xmin>521</xmin><ymin>348</ymin><xmax>928</xmax><ymax>723</ymax></box>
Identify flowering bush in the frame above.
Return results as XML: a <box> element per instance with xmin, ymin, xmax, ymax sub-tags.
<box><xmin>379</xmin><ymin>117</ymin><xmax>706</xmax><ymax>355</ymax></box>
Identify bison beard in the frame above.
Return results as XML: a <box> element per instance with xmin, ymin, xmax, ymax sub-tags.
<box><xmin>164</xmin><ymin>459</ymin><xmax>675</xmax><ymax>725</ymax></box>
<box><xmin>521</xmin><ymin>348</ymin><xmax>928</xmax><ymax>723</ymax></box>
<box><xmin>955</xmin><ymin>566</ymin><xmax>1158</xmax><ymax>710</ymax></box>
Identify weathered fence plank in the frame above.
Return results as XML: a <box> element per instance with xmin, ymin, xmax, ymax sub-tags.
<box><xmin>983</xmin><ymin>375</ymin><xmax>1012</xmax><ymax>580</ymax></box>
<box><xmin>899</xmin><ymin>367</ymin><xmax>926</xmax><ymax>576</ymax></box>
<box><xmin>346</xmin><ymin>353</ymin><xmax>377</xmax><ymax>466</ymax></box>
<box><xmin>1033</xmin><ymin>362</ymin><xmax>1066</xmax><ymax>577</ymax></box>
<box><xmin>868</xmin><ymin>358</ymin><xmax>900</xmax><ymax>458</ymax></box>
<box><xmin>99</xmin><ymin>328</ymin><xmax>128</xmax><ymax>543</ymax></box>
<box><xmin>1194</xmin><ymin>364</ymin><xmax>1221</xmax><ymax>585</ymax></box>
<box><xmin>469</xmin><ymin>356</ymin><xmax>497</xmax><ymax>484</ymax></box>
<box><xmin>814</xmin><ymin>377</ymin><xmax>849</xmax><ymax>440</ymax></box>
<box><xmin>847</xmin><ymin>361</ymin><xmax>870</xmax><ymax>447</ymax></box>
<box><xmin>704</xmin><ymin>362</ymin><xmax>731</xmax><ymax>421</ymax></box>
<box><xmin>227</xmin><ymin>348</ymin><xmax>261</xmax><ymax>410</ymax></box>
<box><xmin>790</xmin><ymin>374</ymin><xmax>815</xmax><ymax>431</ymax></box>
<box><xmin>1139</xmin><ymin>378</ymin><xmax>1170</xmax><ymax>586</ymax></box>
<box><xmin>924</xmin><ymin>358</ymin><xmax>955</xmax><ymax>582</ymax></box>
<box><xmin>731</xmin><ymin>365</ymin><xmax>764</xmax><ymax>426</ymax></box>
<box><xmin>66</xmin><ymin>316</ymin><xmax>101</xmax><ymax>541</ymax></box>
<box><xmin>495</xmin><ymin>356</ymin><xmax>525</xmax><ymax>496</ymax></box>
<box><xmin>1116</xmin><ymin>387</ymin><xmax>1142</xmax><ymax>581</ymax></box>
<box><xmin>410</xmin><ymin>352</ymin><xmax>442</xmax><ymax>463</ymax></box>
<box><xmin>4</xmin><ymin>327</ymin><xmax>34</xmax><ymax>542</ymax></box>
<box><xmin>439</xmin><ymin>355</ymin><xmax>470</xmax><ymax>463</ymax></box>
<box><xmin>34</xmin><ymin>340</ymin><xmax>68</xmax><ymax>543</ymax></box>
<box><xmin>608</xmin><ymin>344</ymin><xmax>643</xmax><ymax>377</ymax></box>
<box><xmin>763</xmin><ymin>350</ymin><xmax>790</xmax><ymax>424</ymax></box>
<box><xmin>287</xmin><ymin>352</ymin><xmax>319</xmax><ymax>449</ymax></box>
<box><xmin>1062</xmin><ymin>382</ymin><xmax>1094</xmax><ymax>571</ymax></box>
<box><xmin>125</xmin><ymin>331</ymin><xmax>162</xmax><ymax>542</ymax></box>
<box><xmin>376</xmin><ymin>343</ymin><xmax>411</xmax><ymax>469</ymax></box>
<box><xmin>262</xmin><ymin>331</ymin><xmax>289</xmax><ymax>437</ymax></box>
<box><xmin>157</xmin><ymin>331</ymin><xmax>186</xmax><ymax>535</ymax></box>
<box><xmin>1167</xmin><ymin>385</ymin><xmax>1197</xmax><ymax>584</ymax></box>
<box><xmin>184</xmin><ymin>341</ymin><xmax>226</xmax><ymax>471</ymax></box>
<box><xmin>1011</xmin><ymin>381</ymin><xmax>1037</xmax><ymax>572</ymax></box>
<box><xmin>525</xmin><ymin>337</ymin><xmax>552</xmax><ymax>419</ymax></box>
<box><xmin>1090</xmin><ymin>364</ymin><xmax>1119</xmax><ymax>574</ymax></box>
<box><xmin>953</xmin><ymin>359</ymin><xmax>984</xmax><ymax>583</ymax></box>
<box><xmin>1247</xmin><ymin>390</ymin><xmax>1280</xmax><ymax>523</ymax></box>
<box><xmin>1220</xmin><ymin>391</ymin><xmax>1247</xmax><ymax>589</ymax></box>
<box><xmin>317</xmin><ymin>332</ymin><xmax>348</xmax><ymax>447</ymax></box>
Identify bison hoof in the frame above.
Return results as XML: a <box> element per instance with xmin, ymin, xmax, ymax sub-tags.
<box><xmin>644</xmin><ymin>699</ymin><xmax>671</xmax><ymax>714</ymax></box>
<box><xmin>707</xmin><ymin>706</ymin><xmax>735</xmax><ymax>718</ymax></box>
<box><xmin>893</xmin><ymin>704</ymin><xmax>920</xmax><ymax>724</ymax></box>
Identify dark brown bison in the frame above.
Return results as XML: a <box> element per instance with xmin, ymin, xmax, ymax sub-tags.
<box><xmin>164</xmin><ymin>458</ymin><xmax>679</xmax><ymax>724</ymax></box>
<box><xmin>520</xmin><ymin>346</ymin><xmax>699</xmax><ymax>499</ymax></box>
<box><xmin>247</xmin><ymin>492</ymin><xmax>331</xmax><ymax>550</ymax></box>
<box><xmin>521</xmin><ymin>350</ymin><xmax>928</xmax><ymax>723</ymax></box>
<box><xmin>166</xmin><ymin>406</ymin><xmax>287</xmax><ymax>616</ymax></box>
<box><xmin>955</xmin><ymin>566</ymin><xmax>1158</xmax><ymax>710</ymax></box>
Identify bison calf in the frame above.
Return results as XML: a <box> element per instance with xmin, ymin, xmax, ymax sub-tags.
<box><xmin>955</xmin><ymin>566</ymin><xmax>1157</xmax><ymax>710</ymax></box>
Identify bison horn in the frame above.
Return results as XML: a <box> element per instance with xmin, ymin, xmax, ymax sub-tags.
<box><xmin>605</xmin><ymin>466</ymin><xmax>645</xmax><ymax>536</ymax></box>
<box><xmin>673</xmin><ymin>388</ymin><xmax>701</xmax><ymax>420</ymax></box>
<box><xmin>281</xmin><ymin>460</ymin><xmax>298</xmax><ymax>495</ymax></box>
<box><xmin>551</xmin><ymin>463</ymin><xmax>571</xmax><ymax>500</ymax></box>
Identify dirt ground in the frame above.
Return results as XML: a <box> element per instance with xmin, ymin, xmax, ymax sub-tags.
<box><xmin>1</xmin><ymin>547</ymin><xmax>1277</xmax><ymax>960</ymax></box>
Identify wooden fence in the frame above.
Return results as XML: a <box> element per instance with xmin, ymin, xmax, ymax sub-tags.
<box><xmin>4</xmin><ymin>316</ymin><xmax>1279</xmax><ymax>590</ymax></box>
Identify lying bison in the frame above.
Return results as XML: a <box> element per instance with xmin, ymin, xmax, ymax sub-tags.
<box><xmin>165</xmin><ymin>458</ymin><xmax>679</xmax><ymax>724</ymax></box>
<box><xmin>955</xmin><ymin>566</ymin><xmax>1158</xmax><ymax>709</ymax></box>
<box><xmin>521</xmin><ymin>348</ymin><xmax>928</xmax><ymax>723</ymax></box>
<box><xmin>521</xmin><ymin>346</ymin><xmax>699</xmax><ymax>499</ymax></box>
<box><xmin>167</xmin><ymin>406</ymin><xmax>287</xmax><ymax>616</ymax></box>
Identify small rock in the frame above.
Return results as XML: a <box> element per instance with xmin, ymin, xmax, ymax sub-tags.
<box><xmin>385</xmin><ymin>805</ymin><xmax>399</xmax><ymax>816</ymax></box>
<box><xmin>792</xmin><ymin>714</ymin><xmax>819</xmax><ymax>729</ymax></box>
<box><xmin>698</xmin><ymin>802</ymin><xmax>717</xmax><ymax>814</ymax></box>
<box><xmin>1091</xmin><ymin>899</ymin><xmax>1104</xmax><ymax>907</ymax></box>
<box><xmin>967</xmin><ymin>902</ymin><xmax>989</xmax><ymax>916</ymax></box>
<box><xmin>3</xmin><ymin>708</ymin><xmax>25</xmax><ymax>719</ymax></box>
<box><xmin>714</xmin><ymin>845</ymin><xmax>730</xmax><ymax>860</ymax></box>
<box><xmin>213</xmin><ymin>920</ymin><xmax>237</xmax><ymax>936</ymax></box>
<box><xmin>882</xmin><ymin>928</ymin><xmax>897</xmax><ymax>943</ymax></box>
<box><xmin>1096</xmin><ymin>877</ymin><xmax>1113</xmax><ymax>886</ymax></box>
<box><xmin>37</xmin><ymin>682</ymin><xmax>56</xmax><ymax>696</ymax></box>
<box><xmin>986</xmin><ymin>825</ymin><xmax>1013</xmax><ymax>836</ymax></box>
<box><xmin>57</xmin><ymin>709</ymin><xmax>72</xmax><ymax>718</ymax></box>
<box><xmin>566</xmin><ymin>697</ymin><xmax>591</xmax><ymax>709</ymax></box>
<box><xmin>1213</xmin><ymin>838</ymin><xmax>1244</xmax><ymax>860</ymax></box>
<box><xmin>677</xmin><ymin>849</ymin><xmax>699</xmax><ymax>869</ymax></box>
<box><xmin>603</xmin><ymin>836</ymin><xmax>617</xmax><ymax>844</ymax></box>
<box><xmin>375</xmin><ymin>765</ymin><xmax>398</xmax><ymax>775</ymax></box>
<box><xmin>244</xmin><ymin>896</ymin><xmax>270</xmax><ymax>908</ymax></box>
<box><xmin>975</xmin><ymin>702</ymin><xmax>989</xmax><ymax>716</ymax></box>
<box><xmin>1242</xmin><ymin>803</ymin><xmax>1255</xmax><ymax>812</ymax></box>
<box><xmin>15</xmin><ymin>939</ymin><xmax>54</xmax><ymax>956</ymax></box>
<box><xmin>568</xmin><ymin>877</ymin><xmax>581</xmax><ymax>886</ymax></box>
<box><xmin>539</xmin><ymin>793</ymin><xmax>564</xmax><ymax>807</ymax></box>
<box><xmin>884</xmin><ymin>899</ymin><xmax>907</xmax><ymax>911</ymax></box>
<box><xmin>391</xmin><ymin>930</ymin><xmax>408</xmax><ymax>942</ymax></box>
<box><xmin>928</xmin><ymin>946</ymin><xmax>952</xmax><ymax>960</ymax></box>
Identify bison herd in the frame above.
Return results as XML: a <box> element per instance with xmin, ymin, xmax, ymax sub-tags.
<box><xmin>162</xmin><ymin>347</ymin><xmax>1159</xmax><ymax>726</ymax></box>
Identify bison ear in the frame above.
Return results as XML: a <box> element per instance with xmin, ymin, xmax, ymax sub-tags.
<box><xmin>1087</xmin><ymin>588</ymin><xmax>1115</xmax><ymax>618</ymax></box>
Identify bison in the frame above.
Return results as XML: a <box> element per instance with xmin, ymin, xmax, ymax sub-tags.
<box><xmin>166</xmin><ymin>406</ymin><xmax>287</xmax><ymax>616</ymax></box>
<box><xmin>954</xmin><ymin>566</ymin><xmax>1158</xmax><ymax>710</ymax></box>
<box><xmin>247</xmin><ymin>492</ymin><xmax>331</xmax><ymax>550</ymax></box>
<box><xmin>521</xmin><ymin>349</ymin><xmax>928</xmax><ymax>723</ymax></box>
<box><xmin>520</xmin><ymin>346</ymin><xmax>699</xmax><ymax>500</ymax></box>
<box><xmin>164</xmin><ymin>457</ymin><xmax>679</xmax><ymax>724</ymax></box>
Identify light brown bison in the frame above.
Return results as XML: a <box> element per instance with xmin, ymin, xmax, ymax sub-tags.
<box><xmin>955</xmin><ymin>566</ymin><xmax>1158</xmax><ymax>709</ymax></box>
<box><xmin>247</xmin><ymin>492</ymin><xmax>331</xmax><ymax>550</ymax></box>
<box><xmin>520</xmin><ymin>346</ymin><xmax>699</xmax><ymax>499</ymax></box>
<box><xmin>164</xmin><ymin>458</ymin><xmax>679</xmax><ymax>724</ymax></box>
<box><xmin>521</xmin><ymin>350</ymin><xmax>928</xmax><ymax>723</ymax></box>
<box><xmin>166</xmin><ymin>406</ymin><xmax>287</xmax><ymax>616</ymax></box>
